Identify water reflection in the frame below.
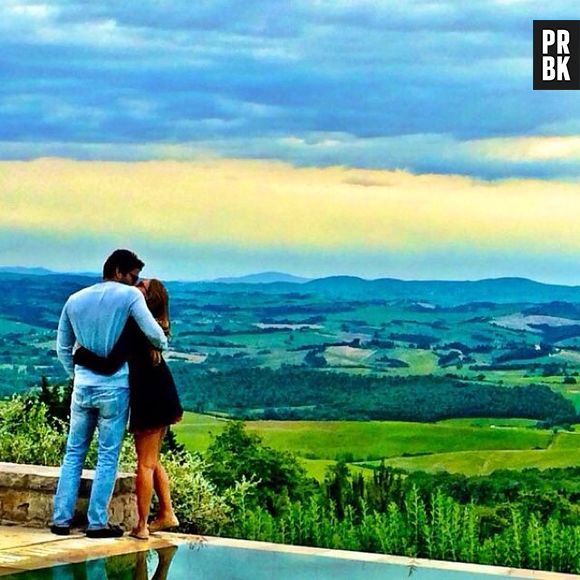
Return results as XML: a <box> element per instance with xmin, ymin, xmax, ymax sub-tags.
<box><xmin>4</xmin><ymin>540</ymin><xmax>522</xmax><ymax>580</ymax></box>
<box><xmin>135</xmin><ymin>546</ymin><xmax>178</xmax><ymax>580</ymax></box>
<box><xmin>38</xmin><ymin>546</ymin><xmax>179</xmax><ymax>580</ymax></box>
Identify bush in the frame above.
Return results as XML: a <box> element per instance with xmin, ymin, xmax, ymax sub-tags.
<box><xmin>0</xmin><ymin>391</ymin><xmax>238</xmax><ymax>536</ymax></box>
<box><xmin>0</xmin><ymin>391</ymin><xmax>139</xmax><ymax>470</ymax></box>
<box><xmin>0</xmin><ymin>396</ymin><xmax>67</xmax><ymax>466</ymax></box>
<box><xmin>161</xmin><ymin>449</ymin><xmax>249</xmax><ymax>535</ymax></box>
<box><xmin>204</xmin><ymin>422</ymin><xmax>316</xmax><ymax>515</ymax></box>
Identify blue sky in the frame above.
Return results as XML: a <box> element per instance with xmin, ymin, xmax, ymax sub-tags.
<box><xmin>0</xmin><ymin>1</ymin><xmax>578</xmax><ymax>282</ymax></box>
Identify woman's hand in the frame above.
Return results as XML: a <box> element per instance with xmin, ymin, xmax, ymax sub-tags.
<box><xmin>150</xmin><ymin>349</ymin><xmax>162</xmax><ymax>366</ymax></box>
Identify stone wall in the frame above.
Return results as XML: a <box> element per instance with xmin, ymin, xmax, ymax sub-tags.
<box><xmin>0</xmin><ymin>462</ymin><xmax>136</xmax><ymax>529</ymax></box>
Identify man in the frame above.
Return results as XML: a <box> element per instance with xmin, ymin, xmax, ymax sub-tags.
<box><xmin>51</xmin><ymin>249</ymin><xmax>168</xmax><ymax>538</ymax></box>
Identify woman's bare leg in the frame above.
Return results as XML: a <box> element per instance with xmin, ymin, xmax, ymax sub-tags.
<box><xmin>150</xmin><ymin>429</ymin><xmax>179</xmax><ymax>530</ymax></box>
<box><xmin>151</xmin><ymin>463</ymin><xmax>178</xmax><ymax>528</ymax></box>
<box><xmin>132</xmin><ymin>427</ymin><xmax>165</xmax><ymax>538</ymax></box>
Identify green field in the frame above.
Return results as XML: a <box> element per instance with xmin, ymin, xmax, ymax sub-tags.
<box><xmin>380</xmin><ymin>445</ymin><xmax>580</xmax><ymax>475</ymax></box>
<box><xmin>0</xmin><ymin>316</ymin><xmax>40</xmax><ymax>335</ymax></box>
<box><xmin>2</xmin><ymin>272</ymin><xmax>580</xmax><ymax>478</ymax></box>
<box><xmin>438</xmin><ymin>417</ymin><xmax>539</xmax><ymax>428</ymax></box>
<box><xmin>562</xmin><ymin>388</ymin><xmax>580</xmax><ymax>411</ymax></box>
<box><xmin>551</xmin><ymin>431</ymin><xmax>580</xmax><ymax>449</ymax></box>
<box><xmin>173</xmin><ymin>412</ymin><xmax>571</xmax><ymax>479</ymax></box>
<box><xmin>298</xmin><ymin>458</ymin><xmax>373</xmax><ymax>480</ymax></box>
<box><xmin>172</xmin><ymin>412</ymin><xmax>228</xmax><ymax>450</ymax></box>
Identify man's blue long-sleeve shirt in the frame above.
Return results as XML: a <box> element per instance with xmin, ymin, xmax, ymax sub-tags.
<box><xmin>57</xmin><ymin>281</ymin><xmax>168</xmax><ymax>388</ymax></box>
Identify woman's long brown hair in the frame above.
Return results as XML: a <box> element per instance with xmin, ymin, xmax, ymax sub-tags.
<box><xmin>145</xmin><ymin>279</ymin><xmax>170</xmax><ymax>336</ymax></box>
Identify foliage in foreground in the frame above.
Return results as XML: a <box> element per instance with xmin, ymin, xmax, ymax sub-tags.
<box><xmin>0</xmin><ymin>395</ymin><xmax>67</xmax><ymax>466</ymax></box>
<box><xmin>207</xmin><ymin>424</ymin><xmax>580</xmax><ymax>574</ymax></box>
<box><xmin>0</xmin><ymin>386</ymin><xmax>135</xmax><ymax>470</ymax></box>
<box><xmin>2</xmin><ymin>383</ymin><xmax>579</xmax><ymax>573</ymax></box>
<box><xmin>204</xmin><ymin>421</ymin><xmax>317</xmax><ymax>514</ymax></box>
<box><xmin>0</xmin><ymin>385</ymin><xmax>235</xmax><ymax>535</ymax></box>
<box><xmin>224</xmin><ymin>488</ymin><xmax>580</xmax><ymax>573</ymax></box>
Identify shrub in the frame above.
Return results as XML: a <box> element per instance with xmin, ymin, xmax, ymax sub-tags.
<box><xmin>161</xmin><ymin>449</ymin><xmax>248</xmax><ymax>535</ymax></box>
<box><xmin>0</xmin><ymin>392</ymin><xmax>137</xmax><ymax>470</ymax></box>
<box><xmin>0</xmin><ymin>396</ymin><xmax>67</xmax><ymax>466</ymax></box>
<box><xmin>204</xmin><ymin>422</ymin><xmax>316</xmax><ymax>515</ymax></box>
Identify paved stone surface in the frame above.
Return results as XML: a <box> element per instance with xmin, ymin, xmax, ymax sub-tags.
<box><xmin>0</xmin><ymin>525</ymin><xmax>196</xmax><ymax>575</ymax></box>
<box><xmin>0</xmin><ymin>526</ymin><xmax>58</xmax><ymax>551</ymax></box>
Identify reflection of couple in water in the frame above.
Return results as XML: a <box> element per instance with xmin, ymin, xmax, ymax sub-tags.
<box><xmin>133</xmin><ymin>546</ymin><xmax>179</xmax><ymax>580</ymax></box>
<box><xmin>56</xmin><ymin>545</ymin><xmax>179</xmax><ymax>580</ymax></box>
<box><xmin>51</xmin><ymin>250</ymin><xmax>183</xmax><ymax>540</ymax></box>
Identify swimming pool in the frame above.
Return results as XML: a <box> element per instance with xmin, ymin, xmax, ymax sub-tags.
<box><xmin>2</xmin><ymin>536</ymin><xmax>568</xmax><ymax>580</ymax></box>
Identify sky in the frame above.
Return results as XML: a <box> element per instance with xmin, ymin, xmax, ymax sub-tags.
<box><xmin>0</xmin><ymin>1</ymin><xmax>579</xmax><ymax>282</ymax></box>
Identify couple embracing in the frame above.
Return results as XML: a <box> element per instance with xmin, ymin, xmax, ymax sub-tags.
<box><xmin>51</xmin><ymin>249</ymin><xmax>183</xmax><ymax>540</ymax></box>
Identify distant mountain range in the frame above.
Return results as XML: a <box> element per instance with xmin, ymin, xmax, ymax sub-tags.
<box><xmin>0</xmin><ymin>266</ymin><xmax>55</xmax><ymax>276</ymax></box>
<box><xmin>298</xmin><ymin>276</ymin><xmax>580</xmax><ymax>305</ymax></box>
<box><xmin>193</xmin><ymin>275</ymin><xmax>580</xmax><ymax>306</ymax></box>
<box><xmin>2</xmin><ymin>268</ymin><xmax>580</xmax><ymax>305</ymax></box>
<box><xmin>0</xmin><ymin>266</ymin><xmax>101</xmax><ymax>278</ymax></box>
<box><xmin>0</xmin><ymin>267</ymin><xmax>309</xmax><ymax>284</ymax></box>
<box><xmin>210</xmin><ymin>272</ymin><xmax>311</xmax><ymax>284</ymax></box>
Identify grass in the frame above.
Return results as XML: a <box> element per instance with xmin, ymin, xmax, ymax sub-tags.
<box><xmin>323</xmin><ymin>345</ymin><xmax>375</xmax><ymax>367</ymax></box>
<box><xmin>380</xmin><ymin>447</ymin><xmax>580</xmax><ymax>476</ymax></box>
<box><xmin>256</xmin><ymin>348</ymin><xmax>306</xmax><ymax>368</ymax></box>
<box><xmin>0</xmin><ymin>317</ymin><xmax>40</xmax><ymax>335</ymax></box>
<box><xmin>244</xmin><ymin>420</ymin><xmax>551</xmax><ymax>461</ymax></box>
<box><xmin>172</xmin><ymin>412</ymin><xmax>229</xmax><ymax>450</ymax></box>
<box><xmin>390</xmin><ymin>348</ymin><xmax>439</xmax><ymax>374</ymax></box>
<box><xmin>298</xmin><ymin>458</ymin><xmax>373</xmax><ymax>481</ymax></box>
<box><xmin>550</xmin><ymin>383</ymin><xmax>580</xmax><ymax>410</ymax></box>
<box><xmin>438</xmin><ymin>418</ymin><xmax>539</xmax><ymax>428</ymax></box>
<box><xmin>550</xmin><ymin>431</ymin><xmax>580</xmax><ymax>449</ymax></box>
<box><xmin>173</xmin><ymin>412</ymin><xmax>558</xmax><ymax>479</ymax></box>
<box><xmin>172</xmin><ymin>413</ymin><xmax>382</xmax><ymax>480</ymax></box>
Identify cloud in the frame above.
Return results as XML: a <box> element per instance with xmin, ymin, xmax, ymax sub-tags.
<box><xmin>0</xmin><ymin>1</ymin><xmax>577</xmax><ymax>178</ymax></box>
<box><xmin>0</xmin><ymin>156</ymin><xmax>578</xmax><ymax>282</ymax></box>
<box><xmin>0</xmin><ymin>130</ymin><xmax>578</xmax><ymax>180</ymax></box>
<box><xmin>469</xmin><ymin>136</ymin><xmax>580</xmax><ymax>161</ymax></box>
<box><xmin>0</xmin><ymin>157</ymin><xmax>578</xmax><ymax>254</ymax></box>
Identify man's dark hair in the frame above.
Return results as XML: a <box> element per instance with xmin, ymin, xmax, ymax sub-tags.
<box><xmin>102</xmin><ymin>249</ymin><xmax>144</xmax><ymax>279</ymax></box>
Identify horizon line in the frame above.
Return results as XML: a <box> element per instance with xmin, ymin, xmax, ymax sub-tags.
<box><xmin>0</xmin><ymin>265</ymin><xmax>578</xmax><ymax>288</ymax></box>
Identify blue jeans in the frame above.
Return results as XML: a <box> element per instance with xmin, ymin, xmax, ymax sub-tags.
<box><xmin>52</xmin><ymin>385</ymin><xmax>129</xmax><ymax>529</ymax></box>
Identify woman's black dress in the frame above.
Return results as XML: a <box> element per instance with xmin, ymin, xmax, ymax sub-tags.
<box><xmin>73</xmin><ymin>318</ymin><xmax>183</xmax><ymax>432</ymax></box>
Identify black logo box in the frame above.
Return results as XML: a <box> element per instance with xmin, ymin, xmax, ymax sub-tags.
<box><xmin>533</xmin><ymin>20</ymin><xmax>579</xmax><ymax>90</ymax></box>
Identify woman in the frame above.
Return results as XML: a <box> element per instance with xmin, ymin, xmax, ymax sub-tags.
<box><xmin>74</xmin><ymin>279</ymin><xmax>183</xmax><ymax>540</ymax></box>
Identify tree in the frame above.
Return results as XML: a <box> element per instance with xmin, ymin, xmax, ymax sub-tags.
<box><xmin>27</xmin><ymin>376</ymin><xmax>72</xmax><ymax>426</ymax></box>
<box><xmin>304</xmin><ymin>349</ymin><xmax>327</xmax><ymax>368</ymax></box>
<box><xmin>323</xmin><ymin>461</ymin><xmax>353</xmax><ymax>518</ymax></box>
<box><xmin>204</xmin><ymin>422</ymin><xmax>316</xmax><ymax>514</ymax></box>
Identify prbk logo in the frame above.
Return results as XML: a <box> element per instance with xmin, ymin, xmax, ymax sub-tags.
<box><xmin>533</xmin><ymin>20</ymin><xmax>579</xmax><ymax>90</ymax></box>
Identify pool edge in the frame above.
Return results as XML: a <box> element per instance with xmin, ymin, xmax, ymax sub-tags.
<box><xmin>0</xmin><ymin>526</ymin><xmax>576</xmax><ymax>579</ymax></box>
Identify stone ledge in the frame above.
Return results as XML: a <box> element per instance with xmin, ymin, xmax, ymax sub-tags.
<box><xmin>0</xmin><ymin>462</ymin><xmax>134</xmax><ymax>494</ymax></box>
<box><xmin>0</xmin><ymin>462</ymin><xmax>136</xmax><ymax>529</ymax></box>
